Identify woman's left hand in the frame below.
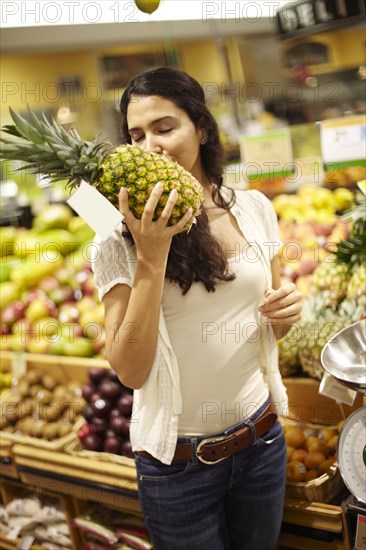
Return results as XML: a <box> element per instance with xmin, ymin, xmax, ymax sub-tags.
<box><xmin>258</xmin><ymin>283</ymin><xmax>302</xmax><ymax>326</ymax></box>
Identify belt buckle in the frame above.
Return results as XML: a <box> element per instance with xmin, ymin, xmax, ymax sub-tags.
<box><xmin>196</xmin><ymin>435</ymin><xmax>228</xmax><ymax>465</ymax></box>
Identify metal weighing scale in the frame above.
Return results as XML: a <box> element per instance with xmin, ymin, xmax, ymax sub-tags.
<box><xmin>321</xmin><ymin>319</ymin><xmax>366</xmax><ymax>549</ymax></box>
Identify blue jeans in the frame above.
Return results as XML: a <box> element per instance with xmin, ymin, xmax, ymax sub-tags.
<box><xmin>135</xmin><ymin>397</ymin><xmax>287</xmax><ymax>550</ymax></box>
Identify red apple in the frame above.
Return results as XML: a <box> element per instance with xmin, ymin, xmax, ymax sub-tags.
<box><xmin>92</xmin><ymin>398</ymin><xmax>112</xmax><ymax>418</ymax></box>
<box><xmin>90</xmin><ymin>417</ymin><xmax>109</xmax><ymax>435</ymax></box>
<box><xmin>104</xmin><ymin>435</ymin><xmax>123</xmax><ymax>454</ymax></box>
<box><xmin>110</xmin><ymin>415</ymin><xmax>130</xmax><ymax>436</ymax></box>
<box><xmin>1</xmin><ymin>301</ymin><xmax>25</xmax><ymax>326</ymax></box>
<box><xmin>120</xmin><ymin>439</ymin><xmax>133</xmax><ymax>458</ymax></box>
<box><xmin>88</xmin><ymin>367</ymin><xmax>107</xmax><ymax>384</ymax></box>
<box><xmin>98</xmin><ymin>379</ymin><xmax>123</xmax><ymax>402</ymax></box>
<box><xmin>117</xmin><ymin>394</ymin><xmax>133</xmax><ymax>417</ymax></box>
<box><xmin>81</xmin><ymin>383</ymin><xmax>96</xmax><ymax>402</ymax></box>
<box><xmin>38</xmin><ymin>276</ymin><xmax>59</xmax><ymax>293</ymax></box>
<box><xmin>82</xmin><ymin>433</ymin><xmax>103</xmax><ymax>451</ymax></box>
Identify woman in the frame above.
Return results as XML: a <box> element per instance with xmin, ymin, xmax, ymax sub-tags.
<box><xmin>92</xmin><ymin>66</ymin><xmax>302</xmax><ymax>550</ymax></box>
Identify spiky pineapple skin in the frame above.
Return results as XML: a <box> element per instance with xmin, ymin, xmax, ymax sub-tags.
<box><xmin>309</xmin><ymin>259</ymin><xmax>350</xmax><ymax>310</ymax></box>
<box><xmin>346</xmin><ymin>264</ymin><xmax>366</xmax><ymax>306</ymax></box>
<box><xmin>298</xmin><ymin>316</ymin><xmax>349</xmax><ymax>380</ymax></box>
<box><xmin>96</xmin><ymin>145</ymin><xmax>203</xmax><ymax>230</ymax></box>
<box><xmin>278</xmin><ymin>323</ymin><xmax>301</xmax><ymax>377</ymax></box>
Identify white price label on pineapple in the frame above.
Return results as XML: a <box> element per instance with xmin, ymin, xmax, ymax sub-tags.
<box><xmin>320</xmin><ymin>116</ymin><xmax>366</xmax><ymax>164</ymax></box>
<box><xmin>67</xmin><ymin>180</ymin><xmax>123</xmax><ymax>240</ymax></box>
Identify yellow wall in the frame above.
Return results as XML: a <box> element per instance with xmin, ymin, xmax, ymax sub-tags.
<box><xmin>1</xmin><ymin>51</ymin><xmax>102</xmax><ymax>139</ymax></box>
<box><xmin>281</xmin><ymin>28</ymin><xmax>365</xmax><ymax>73</ymax></box>
<box><xmin>178</xmin><ymin>40</ymin><xmax>228</xmax><ymax>84</ymax></box>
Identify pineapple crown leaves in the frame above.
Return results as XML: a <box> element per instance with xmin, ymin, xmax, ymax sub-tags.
<box><xmin>0</xmin><ymin>106</ymin><xmax>114</xmax><ymax>188</ymax></box>
<box><xmin>335</xmin><ymin>192</ymin><xmax>366</xmax><ymax>268</ymax></box>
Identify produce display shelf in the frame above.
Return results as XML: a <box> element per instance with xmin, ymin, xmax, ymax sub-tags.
<box><xmin>283</xmin><ymin>377</ymin><xmax>363</xmax><ymax>426</ymax></box>
<box><xmin>0</xmin><ymin>477</ymin><xmax>81</xmax><ymax>550</ymax></box>
<box><xmin>0</xmin><ymin>534</ymin><xmax>45</xmax><ymax>550</ymax></box>
<box><xmin>0</xmin><ymin>439</ymin><xmax>18</xmax><ymax>480</ymax></box>
<box><xmin>0</xmin><ymin>350</ymin><xmax>110</xmax><ymax>383</ymax></box>
<box><xmin>279</xmin><ymin>497</ymin><xmax>352</xmax><ymax>550</ymax></box>
<box><xmin>12</xmin><ymin>443</ymin><xmax>141</xmax><ymax>516</ymax></box>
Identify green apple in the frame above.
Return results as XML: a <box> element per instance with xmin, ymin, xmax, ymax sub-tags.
<box><xmin>135</xmin><ymin>0</ymin><xmax>160</xmax><ymax>14</ymax></box>
<box><xmin>25</xmin><ymin>298</ymin><xmax>56</xmax><ymax>324</ymax></box>
<box><xmin>63</xmin><ymin>337</ymin><xmax>95</xmax><ymax>358</ymax></box>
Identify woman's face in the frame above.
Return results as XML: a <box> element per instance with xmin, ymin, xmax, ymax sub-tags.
<box><xmin>126</xmin><ymin>95</ymin><xmax>205</xmax><ymax>182</ymax></box>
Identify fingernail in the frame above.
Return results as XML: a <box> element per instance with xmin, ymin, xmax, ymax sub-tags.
<box><xmin>155</xmin><ymin>182</ymin><xmax>163</xmax><ymax>191</ymax></box>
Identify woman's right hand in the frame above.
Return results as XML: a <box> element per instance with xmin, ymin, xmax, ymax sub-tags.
<box><xmin>119</xmin><ymin>182</ymin><xmax>193</xmax><ymax>270</ymax></box>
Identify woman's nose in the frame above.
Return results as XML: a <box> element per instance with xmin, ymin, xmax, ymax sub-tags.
<box><xmin>144</xmin><ymin>134</ymin><xmax>163</xmax><ymax>154</ymax></box>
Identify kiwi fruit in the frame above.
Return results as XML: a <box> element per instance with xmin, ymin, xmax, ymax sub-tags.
<box><xmin>29</xmin><ymin>384</ymin><xmax>43</xmax><ymax>398</ymax></box>
<box><xmin>18</xmin><ymin>398</ymin><xmax>34</xmax><ymax>420</ymax></box>
<box><xmin>41</xmin><ymin>374</ymin><xmax>58</xmax><ymax>391</ymax></box>
<box><xmin>35</xmin><ymin>389</ymin><xmax>53</xmax><ymax>404</ymax></box>
<box><xmin>4</xmin><ymin>405</ymin><xmax>19</xmax><ymax>425</ymax></box>
<box><xmin>58</xmin><ymin>421</ymin><xmax>72</xmax><ymax>438</ymax></box>
<box><xmin>53</xmin><ymin>385</ymin><xmax>69</xmax><ymax>401</ymax></box>
<box><xmin>24</xmin><ymin>370</ymin><xmax>42</xmax><ymax>385</ymax></box>
<box><xmin>43</xmin><ymin>422</ymin><xmax>59</xmax><ymax>441</ymax></box>
<box><xmin>17</xmin><ymin>379</ymin><xmax>31</xmax><ymax>397</ymax></box>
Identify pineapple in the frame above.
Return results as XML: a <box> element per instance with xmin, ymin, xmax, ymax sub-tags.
<box><xmin>346</xmin><ymin>265</ymin><xmax>366</xmax><ymax>307</ymax></box>
<box><xmin>298</xmin><ymin>316</ymin><xmax>349</xmax><ymax>380</ymax></box>
<box><xmin>278</xmin><ymin>323</ymin><xmax>302</xmax><ymax>377</ymax></box>
<box><xmin>335</xmin><ymin>192</ymin><xmax>366</xmax><ymax>270</ymax></box>
<box><xmin>0</xmin><ymin>107</ymin><xmax>203</xmax><ymax>231</ymax></box>
<box><xmin>309</xmin><ymin>259</ymin><xmax>350</xmax><ymax>310</ymax></box>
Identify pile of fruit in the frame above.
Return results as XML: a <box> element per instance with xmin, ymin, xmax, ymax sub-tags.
<box><xmin>72</xmin><ymin>502</ymin><xmax>152</xmax><ymax>549</ymax></box>
<box><xmin>284</xmin><ymin>421</ymin><xmax>342</xmax><ymax>483</ymax></box>
<box><xmin>0</xmin><ymin>371</ymin><xmax>85</xmax><ymax>441</ymax></box>
<box><xmin>77</xmin><ymin>367</ymin><xmax>134</xmax><ymax>458</ymax></box>
<box><xmin>278</xmin><ymin>187</ymin><xmax>366</xmax><ymax>379</ymax></box>
<box><xmin>0</xmin><ymin>203</ymin><xmax>106</xmax><ymax>358</ymax></box>
<box><xmin>274</xmin><ymin>184</ymin><xmax>354</xmax><ymax>293</ymax></box>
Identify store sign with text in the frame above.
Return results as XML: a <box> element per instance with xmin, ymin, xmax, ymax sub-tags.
<box><xmin>239</xmin><ymin>129</ymin><xmax>293</xmax><ymax>179</ymax></box>
<box><xmin>277</xmin><ymin>0</ymin><xmax>366</xmax><ymax>36</ymax></box>
<box><xmin>319</xmin><ymin>116</ymin><xmax>366</xmax><ymax>165</ymax></box>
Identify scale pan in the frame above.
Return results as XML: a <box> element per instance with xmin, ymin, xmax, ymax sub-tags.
<box><xmin>321</xmin><ymin>319</ymin><xmax>366</xmax><ymax>393</ymax></box>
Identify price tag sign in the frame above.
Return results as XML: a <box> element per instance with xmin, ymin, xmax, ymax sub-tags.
<box><xmin>355</xmin><ymin>514</ymin><xmax>366</xmax><ymax>550</ymax></box>
<box><xmin>320</xmin><ymin>116</ymin><xmax>366</xmax><ymax>164</ymax></box>
<box><xmin>239</xmin><ymin>129</ymin><xmax>293</xmax><ymax>177</ymax></box>
<box><xmin>319</xmin><ymin>372</ymin><xmax>356</xmax><ymax>406</ymax></box>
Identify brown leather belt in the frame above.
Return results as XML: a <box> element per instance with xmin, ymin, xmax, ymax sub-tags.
<box><xmin>138</xmin><ymin>402</ymin><xmax>277</xmax><ymax>465</ymax></box>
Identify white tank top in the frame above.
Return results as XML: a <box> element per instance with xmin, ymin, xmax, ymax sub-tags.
<box><xmin>162</xmin><ymin>251</ymin><xmax>269</xmax><ymax>436</ymax></box>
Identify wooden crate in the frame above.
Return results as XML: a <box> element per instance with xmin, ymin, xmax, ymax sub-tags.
<box><xmin>283</xmin><ymin>377</ymin><xmax>363</xmax><ymax>425</ymax></box>
<box><xmin>0</xmin><ymin>477</ymin><xmax>80</xmax><ymax>550</ymax></box>
<box><xmin>12</xmin><ymin>443</ymin><xmax>141</xmax><ymax>516</ymax></box>
<box><xmin>279</xmin><ymin>497</ymin><xmax>352</xmax><ymax>550</ymax></box>
<box><xmin>0</xmin><ymin>439</ymin><xmax>18</xmax><ymax>480</ymax></box>
<box><xmin>0</xmin><ymin>350</ymin><xmax>110</xmax><ymax>384</ymax></box>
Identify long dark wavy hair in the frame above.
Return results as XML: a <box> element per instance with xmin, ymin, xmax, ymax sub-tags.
<box><xmin>119</xmin><ymin>66</ymin><xmax>236</xmax><ymax>294</ymax></box>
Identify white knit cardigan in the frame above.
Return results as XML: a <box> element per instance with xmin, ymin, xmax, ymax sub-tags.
<box><xmin>92</xmin><ymin>189</ymin><xmax>289</xmax><ymax>465</ymax></box>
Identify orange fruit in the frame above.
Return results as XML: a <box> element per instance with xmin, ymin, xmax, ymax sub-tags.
<box><xmin>305</xmin><ymin>451</ymin><xmax>326</xmax><ymax>470</ymax></box>
<box><xmin>286</xmin><ymin>461</ymin><xmax>307</xmax><ymax>482</ymax></box>
<box><xmin>285</xmin><ymin>426</ymin><xmax>305</xmax><ymax>449</ymax></box>
<box><xmin>289</xmin><ymin>449</ymin><xmax>308</xmax><ymax>464</ymax></box>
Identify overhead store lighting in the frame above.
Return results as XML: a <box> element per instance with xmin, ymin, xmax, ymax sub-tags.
<box><xmin>1</xmin><ymin>0</ymin><xmax>294</xmax><ymax>28</ymax></box>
